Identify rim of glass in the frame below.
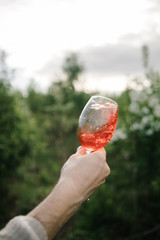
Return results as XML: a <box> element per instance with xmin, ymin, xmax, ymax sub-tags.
<box><xmin>90</xmin><ymin>95</ymin><xmax>118</xmax><ymax>107</ymax></box>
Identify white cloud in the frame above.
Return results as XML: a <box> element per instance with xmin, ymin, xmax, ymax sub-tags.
<box><xmin>0</xmin><ymin>0</ymin><xmax>160</xmax><ymax>93</ymax></box>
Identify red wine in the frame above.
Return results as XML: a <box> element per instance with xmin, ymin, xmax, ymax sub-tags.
<box><xmin>78</xmin><ymin>108</ymin><xmax>118</xmax><ymax>151</ymax></box>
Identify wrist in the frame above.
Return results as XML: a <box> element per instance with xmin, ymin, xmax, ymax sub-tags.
<box><xmin>54</xmin><ymin>177</ymin><xmax>85</xmax><ymax>209</ymax></box>
<box><xmin>28</xmin><ymin>178</ymin><xmax>84</xmax><ymax>240</ymax></box>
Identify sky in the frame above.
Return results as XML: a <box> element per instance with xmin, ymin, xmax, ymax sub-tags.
<box><xmin>0</xmin><ymin>0</ymin><xmax>160</xmax><ymax>94</ymax></box>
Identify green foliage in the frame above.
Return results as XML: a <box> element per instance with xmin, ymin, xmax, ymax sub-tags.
<box><xmin>0</xmin><ymin>50</ymin><xmax>160</xmax><ymax>239</ymax></box>
<box><xmin>0</xmin><ymin>79</ymin><xmax>40</xmax><ymax>224</ymax></box>
<box><xmin>0</xmin><ymin>80</ymin><xmax>30</xmax><ymax>182</ymax></box>
<box><xmin>63</xmin><ymin>53</ymin><xmax>84</xmax><ymax>89</ymax></box>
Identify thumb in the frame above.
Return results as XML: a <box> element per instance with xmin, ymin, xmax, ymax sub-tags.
<box><xmin>76</xmin><ymin>146</ymin><xmax>88</xmax><ymax>156</ymax></box>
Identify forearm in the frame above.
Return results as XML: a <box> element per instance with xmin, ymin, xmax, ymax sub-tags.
<box><xmin>28</xmin><ymin>178</ymin><xmax>84</xmax><ymax>240</ymax></box>
<box><xmin>28</xmin><ymin>148</ymin><xmax>110</xmax><ymax>240</ymax></box>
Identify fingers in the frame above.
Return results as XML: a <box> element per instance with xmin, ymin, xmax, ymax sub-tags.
<box><xmin>76</xmin><ymin>146</ymin><xmax>106</xmax><ymax>156</ymax></box>
<box><xmin>71</xmin><ymin>147</ymin><xmax>107</xmax><ymax>163</ymax></box>
<box><xmin>68</xmin><ymin>146</ymin><xmax>86</xmax><ymax>161</ymax></box>
<box><xmin>105</xmin><ymin>162</ymin><xmax>111</xmax><ymax>176</ymax></box>
<box><xmin>91</xmin><ymin>148</ymin><xmax>110</xmax><ymax>177</ymax></box>
<box><xmin>76</xmin><ymin>146</ymin><xmax>88</xmax><ymax>156</ymax></box>
<box><xmin>76</xmin><ymin>147</ymin><xmax>107</xmax><ymax>161</ymax></box>
<box><xmin>96</xmin><ymin>147</ymin><xmax>106</xmax><ymax>154</ymax></box>
<box><xmin>91</xmin><ymin>148</ymin><xmax>106</xmax><ymax>161</ymax></box>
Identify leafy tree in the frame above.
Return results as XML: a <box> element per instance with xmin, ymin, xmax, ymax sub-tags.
<box><xmin>27</xmin><ymin>53</ymin><xmax>90</xmax><ymax>163</ymax></box>
<box><xmin>0</xmin><ymin>51</ymin><xmax>44</xmax><ymax>226</ymax></box>
<box><xmin>1</xmin><ymin>48</ymin><xmax>160</xmax><ymax>240</ymax></box>
<box><xmin>55</xmin><ymin>50</ymin><xmax>160</xmax><ymax>240</ymax></box>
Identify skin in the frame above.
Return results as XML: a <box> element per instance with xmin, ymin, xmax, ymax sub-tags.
<box><xmin>28</xmin><ymin>147</ymin><xmax>110</xmax><ymax>240</ymax></box>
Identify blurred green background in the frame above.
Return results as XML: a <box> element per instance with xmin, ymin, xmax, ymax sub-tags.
<box><xmin>0</xmin><ymin>48</ymin><xmax>160</xmax><ymax>240</ymax></box>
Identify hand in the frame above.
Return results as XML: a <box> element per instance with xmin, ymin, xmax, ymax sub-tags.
<box><xmin>59</xmin><ymin>147</ymin><xmax>110</xmax><ymax>201</ymax></box>
<box><xmin>28</xmin><ymin>147</ymin><xmax>110</xmax><ymax>240</ymax></box>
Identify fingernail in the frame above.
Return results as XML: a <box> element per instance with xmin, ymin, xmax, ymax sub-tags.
<box><xmin>77</xmin><ymin>146</ymin><xmax>82</xmax><ymax>151</ymax></box>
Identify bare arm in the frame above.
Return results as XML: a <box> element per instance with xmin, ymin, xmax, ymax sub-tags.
<box><xmin>28</xmin><ymin>147</ymin><xmax>110</xmax><ymax>240</ymax></box>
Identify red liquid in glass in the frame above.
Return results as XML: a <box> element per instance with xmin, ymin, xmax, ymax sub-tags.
<box><xmin>78</xmin><ymin>108</ymin><xmax>118</xmax><ymax>151</ymax></box>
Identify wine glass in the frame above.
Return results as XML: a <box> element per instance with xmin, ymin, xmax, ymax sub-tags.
<box><xmin>78</xmin><ymin>95</ymin><xmax>118</xmax><ymax>153</ymax></box>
